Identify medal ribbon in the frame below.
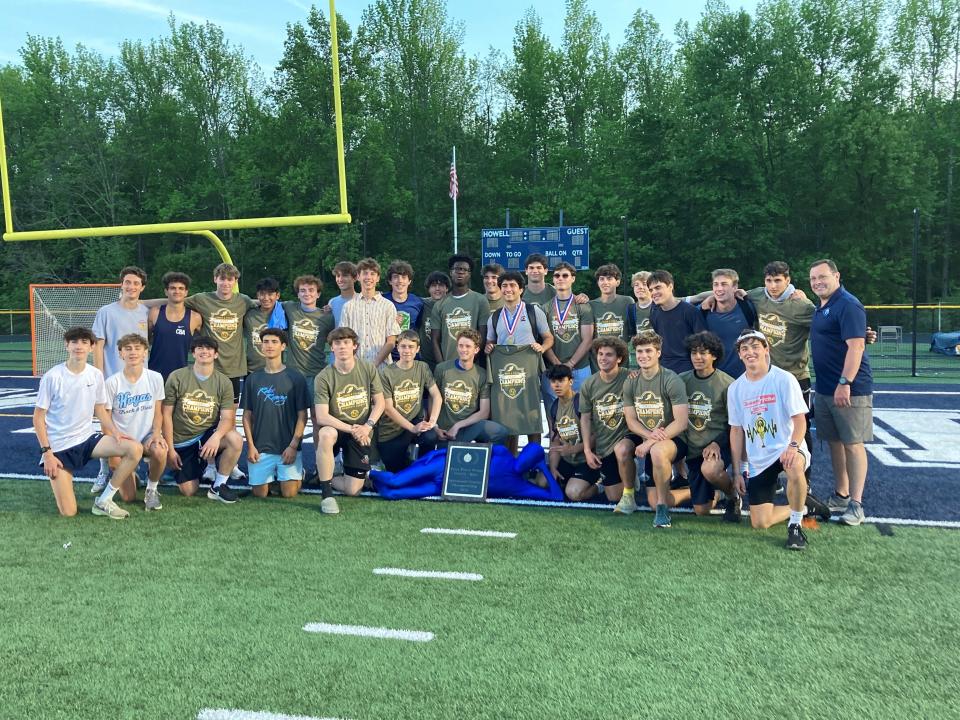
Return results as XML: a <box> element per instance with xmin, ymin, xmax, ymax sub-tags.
<box><xmin>554</xmin><ymin>296</ymin><xmax>574</xmax><ymax>327</ymax></box>
<box><xmin>503</xmin><ymin>303</ymin><xmax>523</xmax><ymax>341</ymax></box>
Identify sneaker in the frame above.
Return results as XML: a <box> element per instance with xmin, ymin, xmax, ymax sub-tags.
<box><xmin>723</xmin><ymin>494</ymin><xmax>742</xmax><ymax>523</ymax></box>
<box><xmin>207</xmin><ymin>483</ymin><xmax>238</xmax><ymax>504</ymax></box>
<box><xmin>827</xmin><ymin>493</ymin><xmax>850</xmax><ymax>513</ymax></box>
<box><xmin>92</xmin><ymin>498</ymin><xmax>129</xmax><ymax>519</ymax></box>
<box><xmin>653</xmin><ymin>503</ymin><xmax>671</xmax><ymax>528</ymax></box>
<box><xmin>229</xmin><ymin>466</ymin><xmax>246</xmax><ymax>481</ymax></box>
<box><xmin>838</xmin><ymin>499</ymin><xmax>865</xmax><ymax>526</ymax></box>
<box><xmin>786</xmin><ymin>523</ymin><xmax>808</xmax><ymax>550</ymax></box>
<box><xmin>144</xmin><ymin>488</ymin><xmax>162</xmax><ymax>512</ymax></box>
<box><xmin>613</xmin><ymin>492</ymin><xmax>637</xmax><ymax>515</ymax></box>
<box><xmin>302</xmin><ymin>468</ymin><xmax>319</xmax><ymax>487</ymax></box>
<box><xmin>90</xmin><ymin>471</ymin><xmax>109</xmax><ymax>495</ymax></box>
<box><xmin>202</xmin><ymin>464</ymin><xmax>216</xmax><ymax>483</ymax></box>
<box><xmin>320</xmin><ymin>496</ymin><xmax>340</xmax><ymax>515</ymax></box>
<box><xmin>805</xmin><ymin>492</ymin><xmax>832</xmax><ymax>522</ymax></box>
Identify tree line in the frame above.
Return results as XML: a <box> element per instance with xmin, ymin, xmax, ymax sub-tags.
<box><xmin>0</xmin><ymin>0</ymin><xmax>957</xmax><ymax>307</ymax></box>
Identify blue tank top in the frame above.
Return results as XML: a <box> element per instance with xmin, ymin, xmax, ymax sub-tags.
<box><xmin>149</xmin><ymin>305</ymin><xmax>194</xmax><ymax>380</ymax></box>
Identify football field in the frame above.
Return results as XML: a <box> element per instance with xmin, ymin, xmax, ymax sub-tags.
<box><xmin>2</xmin><ymin>480</ymin><xmax>958</xmax><ymax>720</ymax></box>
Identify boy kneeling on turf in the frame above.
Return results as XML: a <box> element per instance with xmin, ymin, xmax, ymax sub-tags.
<box><xmin>103</xmin><ymin>333</ymin><xmax>168</xmax><ymax>511</ymax></box>
<box><xmin>34</xmin><ymin>327</ymin><xmax>143</xmax><ymax>519</ymax></box>
<box><xmin>162</xmin><ymin>336</ymin><xmax>244</xmax><ymax>503</ymax></box>
<box><xmin>314</xmin><ymin>327</ymin><xmax>386</xmax><ymax>514</ymax></box>
<box><xmin>547</xmin><ymin>364</ymin><xmax>602</xmax><ymax>502</ymax></box>
<box><xmin>241</xmin><ymin>328</ymin><xmax>310</xmax><ymax>498</ymax></box>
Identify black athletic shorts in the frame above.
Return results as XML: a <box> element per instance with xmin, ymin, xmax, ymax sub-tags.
<box><xmin>229</xmin><ymin>376</ymin><xmax>242</xmax><ymax>404</ymax></box>
<box><xmin>747</xmin><ymin>447</ymin><xmax>810</xmax><ymax>505</ymax></box>
<box><xmin>686</xmin><ymin>444</ymin><xmax>732</xmax><ymax>506</ymax></box>
<box><xmin>335</xmin><ymin>430</ymin><xmax>371</xmax><ymax>478</ymax></box>
<box><xmin>47</xmin><ymin>433</ymin><xmax>103</xmax><ymax>473</ymax></box>
<box><xmin>638</xmin><ymin>436</ymin><xmax>689</xmax><ymax>486</ymax></box>
<box><xmin>174</xmin><ymin>427</ymin><xmax>219</xmax><ymax>484</ymax></box>
<box><xmin>598</xmin><ymin>453</ymin><xmax>626</xmax><ymax>487</ymax></box>
<box><xmin>557</xmin><ymin>458</ymin><xmax>600</xmax><ymax>484</ymax></box>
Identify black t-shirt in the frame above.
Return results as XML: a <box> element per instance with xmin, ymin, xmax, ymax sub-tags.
<box><xmin>649</xmin><ymin>301</ymin><xmax>706</xmax><ymax>374</ymax></box>
<box><xmin>240</xmin><ymin>367</ymin><xmax>311</xmax><ymax>454</ymax></box>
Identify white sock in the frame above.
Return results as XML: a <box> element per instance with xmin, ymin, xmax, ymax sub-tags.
<box><xmin>789</xmin><ymin>510</ymin><xmax>804</xmax><ymax>526</ymax></box>
<box><xmin>214</xmin><ymin>472</ymin><xmax>228</xmax><ymax>488</ymax></box>
<box><xmin>146</xmin><ymin>480</ymin><xmax>159</xmax><ymax>492</ymax></box>
<box><xmin>98</xmin><ymin>483</ymin><xmax>120</xmax><ymax>504</ymax></box>
<box><xmin>99</xmin><ymin>458</ymin><xmax>109</xmax><ymax>475</ymax></box>
<box><xmin>206</xmin><ymin>460</ymin><xmax>216</xmax><ymax>470</ymax></box>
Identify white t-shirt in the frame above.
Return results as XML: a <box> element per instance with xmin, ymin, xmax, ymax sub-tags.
<box><xmin>35</xmin><ymin>363</ymin><xmax>107</xmax><ymax>452</ymax></box>
<box><xmin>727</xmin><ymin>364</ymin><xmax>809</xmax><ymax>475</ymax></box>
<box><xmin>105</xmin><ymin>368</ymin><xmax>165</xmax><ymax>442</ymax></box>
<box><xmin>91</xmin><ymin>301</ymin><xmax>150</xmax><ymax>378</ymax></box>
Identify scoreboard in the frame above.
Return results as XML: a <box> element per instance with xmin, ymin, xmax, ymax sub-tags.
<box><xmin>480</xmin><ymin>226</ymin><xmax>590</xmax><ymax>270</ymax></box>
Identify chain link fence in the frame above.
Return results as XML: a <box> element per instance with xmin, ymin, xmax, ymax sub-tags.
<box><xmin>865</xmin><ymin>305</ymin><xmax>960</xmax><ymax>377</ymax></box>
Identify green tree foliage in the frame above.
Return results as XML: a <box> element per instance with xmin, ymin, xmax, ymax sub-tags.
<box><xmin>0</xmin><ymin>0</ymin><xmax>957</xmax><ymax>306</ymax></box>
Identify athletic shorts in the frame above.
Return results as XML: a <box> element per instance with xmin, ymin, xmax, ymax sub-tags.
<box><xmin>229</xmin><ymin>376</ymin><xmax>243</xmax><ymax>404</ymax></box>
<box><xmin>557</xmin><ymin>457</ymin><xmax>600</xmax><ymax>484</ymax></box>
<box><xmin>173</xmin><ymin>427</ymin><xmax>218</xmax><ymax>484</ymax></box>
<box><xmin>45</xmin><ymin>433</ymin><xmax>103</xmax><ymax>473</ymax></box>
<box><xmin>248</xmin><ymin>452</ymin><xmax>303</xmax><ymax>485</ymax></box>
<box><xmin>747</xmin><ymin>447</ymin><xmax>811</xmax><ymax>506</ymax></box>
<box><xmin>597</xmin><ymin>453</ymin><xmax>627</xmax><ymax>487</ymax></box>
<box><xmin>636</xmin><ymin>436</ymin><xmax>689</xmax><ymax>486</ymax></box>
<box><xmin>334</xmin><ymin>430</ymin><xmax>371</xmax><ymax>478</ymax></box>
<box><xmin>814</xmin><ymin>393</ymin><xmax>873</xmax><ymax>444</ymax></box>
<box><xmin>686</xmin><ymin>445</ymin><xmax>732</xmax><ymax>506</ymax></box>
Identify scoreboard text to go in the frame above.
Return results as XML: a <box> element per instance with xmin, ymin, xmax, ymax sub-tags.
<box><xmin>480</xmin><ymin>226</ymin><xmax>590</xmax><ymax>270</ymax></box>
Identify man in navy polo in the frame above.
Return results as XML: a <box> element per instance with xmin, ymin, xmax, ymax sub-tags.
<box><xmin>809</xmin><ymin>259</ymin><xmax>873</xmax><ymax>526</ymax></box>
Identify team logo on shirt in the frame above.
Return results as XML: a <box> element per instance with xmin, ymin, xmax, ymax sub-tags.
<box><xmin>208</xmin><ymin>308</ymin><xmax>240</xmax><ymax>342</ymax></box>
<box><xmin>555</xmin><ymin>413</ymin><xmax>581</xmax><ymax>445</ymax></box>
<box><xmin>595</xmin><ymin>392</ymin><xmax>624</xmax><ymax>430</ymax></box>
<box><xmin>396</xmin><ymin>311</ymin><xmax>411</xmax><ymax>332</ymax></box>
<box><xmin>551</xmin><ymin>314</ymin><xmax>579</xmax><ymax>343</ymax></box>
<box><xmin>595</xmin><ymin>312</ymin><xmax>624</xmax><ymax>338</ymax></box>
<box><xmin>250</xmin><ymin>323</ymin><xmax>267</xmax><ymax>357</ymax></box>
<box><xmin>746</xmin><ymin>416</ymin><xmax>779</xmax><ymax>447</ymax></box>
<box><xmin>335</xmin><ymin>383</ymin><xmax>369</xmax><ymax>421</ymax></box>
<box><xmin>758</xmin><ymin>313</ymin><xmax>787</xmax><ymax>347</ymax></box>
<box><xmin>687</xmin><ymin>391</ymin><xmax>712</xmax><ymax>432</ymax></box>
<box><xmin>424</xmin><ymin>317</ymin><xmax>432</xmax><ymax>334</ymax></box>
<box><xmin>445</xmin><ymin>307</ymin><xmax>473</xmax><ymax>340</ymax></box>
<box><xmin>181</xmin><ymin>390</ymin><xmax>217</xmax><ymax>426</ymax></box>
<box><xmin>497</xmin><ymin>363</ymin><xmax>526</xmax><ymax>399</ymax></box>
<box><xmin>633</xmin><ymin>391</ymin><xmax>665</xmax><ymax>430</ymax></box>
<box><xmin>637</xmin><ymin>317</ymin><xmax>651</xmax><ymax>331</ymax></box>
<box><xmin>392</xmin><ymin>378</ymin><xmax>421</xmax><ymax>414</ymax></box>
<box><xmin>443</xmin><ymin>380</ymin><xmax>475</xmax><ymax>415</ymax></box>
<box><xmin>292</xmin><ymin>318</ymin><xmax>320</xmax><ymax>351</ymax></box>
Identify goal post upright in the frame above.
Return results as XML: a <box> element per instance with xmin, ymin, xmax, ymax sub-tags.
<box><xmin>0</xmin><ymin>0</ymin><xmax>350</xmax><ymax>244</ymax></box>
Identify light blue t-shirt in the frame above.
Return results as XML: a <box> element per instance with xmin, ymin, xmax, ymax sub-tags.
<box><xmin>91</xmin><ymin>301</ymin><xmax>150</xmax><ymax>378</ymax></box>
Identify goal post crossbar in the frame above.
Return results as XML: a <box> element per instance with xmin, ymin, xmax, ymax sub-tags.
<box><xmin>0</xmin><ymin>0</ymin><xmax>350</xmax><ymax>242</ymax></box>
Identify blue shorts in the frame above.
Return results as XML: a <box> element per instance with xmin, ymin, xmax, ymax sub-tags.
<box><xmin>45</xmin><ymin>433</ymin><xmax>103</xmax><ymax>473</ymax></box>
<box><xmin>686</xmin><ymin>445</ymin><xmax>732</xmax><ymax>506</ymax></box>
<box><xmin>173</xmin><ymin>427</ymin><xmax>217</xmax><ymax>484</ymax></box>
<box><xmin>248</xmin><ymin>452</ymin><xmax>303</xmax><ymax>485</ymax></box>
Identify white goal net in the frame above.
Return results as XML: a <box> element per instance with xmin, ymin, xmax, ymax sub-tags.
<box><xmin>30</xmin><ymin>284</ymin><xmax>121</xmax><ymax>375</ymax></box>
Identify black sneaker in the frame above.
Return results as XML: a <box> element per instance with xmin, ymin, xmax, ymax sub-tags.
<box><xmin>805</xmin><ymin>492</ymin><xmax>832</xmax><ymax>522</ymax></box>
<box><xmin>786</xmin><ymin>523</ymin><xmax>807</xmax><ymax>551</ymax></box>
<box><xmin>207</xmin><ymin>483</ymin><xmax>238</xmax><ymax>504</ymax></box>
<box><xmin>302</xmin><ymin>468</ymin><xmax>319</xmax><ymax>488</ymax></box>
<box><xmin>723</xmin><ymin>494</ymin><xmax>742</xmax><ymax>523</ymax></box>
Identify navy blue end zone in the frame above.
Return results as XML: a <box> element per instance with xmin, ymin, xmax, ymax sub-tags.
<box><xmin>2</xmin><ymin>370</ymin><xmax>958</xmax><ymax>522</ymax></box>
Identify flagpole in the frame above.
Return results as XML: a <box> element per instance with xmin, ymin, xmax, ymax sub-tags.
<box><xmin>452</xmin><ymin>146</ymin><xmax>459</xmax><ymax>254</ymax></box>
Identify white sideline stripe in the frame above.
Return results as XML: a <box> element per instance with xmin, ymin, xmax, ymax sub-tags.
<box><xmin>420</xmin><ymin>527</ymin><xmax>516</xmax><ymax>538</ymax></box>
<box><xmin>3</xmin><ymin>475</ymin><xmax>958</xmax><ymax>529</ymax></box>
<box><xmin>373</xmin><ymin>567</ymin><xmax>483</xmax><ymax>581</ymax></box>
<box><xmin>198</xmin><ymin>710</ymin><xmax>347</xmax><ymax>720</ymax></box>
<box><xmin>875</xmin><ymin>390</ymin><xmax>960</xmax><ymax>395</ymax></box>
<box><xmin>303</xmin><ymin>622</ymin><xmax>434</xmax><ymax>642</ymax></box>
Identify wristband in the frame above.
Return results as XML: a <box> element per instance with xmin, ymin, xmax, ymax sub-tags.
<box><xmin>365</xmin><ymin>419</ymin><xmax>375</xmax><ymax>428</ymax></box>
<box><xmin>39</xmin><ymin>446</ymin><xmax>51</xmax><ymax>454</ymax></box>
<box><xmin>788</xmin><ymin>441</ymin><xmax>799</xmax><ymax>449</ymax></box>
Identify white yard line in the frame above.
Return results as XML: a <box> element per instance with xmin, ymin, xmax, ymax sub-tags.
<box><xmin>198</xmin><ymin>710</ymin><xmax>347</xmax><ymax>720</ymax></box>
<box><xmin>303</xmin><ymin>622</ymin><xmax>434</xmax><ymax>643</ymax></box>
<box><xmin>420</xmin><ymin>527</ymin><xmax>516</xmax><ymax>538</ymax></box>
<box><xmin>373</xmin><ymin>567</ymin><xmax>482</xmax><ymax>581</ymax></box>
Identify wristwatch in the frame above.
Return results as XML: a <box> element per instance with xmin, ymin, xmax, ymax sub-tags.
<box><xmin>789</xmin><ymin>441</ymin><xmax>799</xmax><ymax>449</ymax></box>
<box><xmin>838</xmin><ymin>376</ymin><xmax>849</xmax><ymax>386</ymax></box>
<box><xmin>39</xmin><ymin>445</ymin><xmax>51</xmax><ymax>453</ymax></box>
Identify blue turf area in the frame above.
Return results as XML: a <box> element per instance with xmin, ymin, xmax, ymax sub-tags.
<box><xmin>3</xmin><ymin>370</ymin><xmax>957</xmax><ymax>522</ymax></box>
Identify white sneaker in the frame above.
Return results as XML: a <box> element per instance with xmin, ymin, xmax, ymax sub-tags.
<box><xmin>90</xmin><ymin>471</ymin><xmax>109</xmax><ymax>495</ymax></box>
<box><xmin>92</xmin><ymin>498</ymin><xmax>129</xmax><ymax>520</ymax></box>
<box><xmin>321</xmin><ymin>496</ymin><xmax>340</xmax><ymax>515</ymax></box>
<box><xmin>614</xmin><ymin>492</ymin><xmax>637</xmax><ymax>515</ymax></box>
<box><xmin>202</xmin><ymin>464</ymin><xmax>216</xmax><ymax>483</ymax></box>
<box><xmin>229</xmin><ymin>466</ymin><xmax>246</xmax><ymax>481</ymax></box>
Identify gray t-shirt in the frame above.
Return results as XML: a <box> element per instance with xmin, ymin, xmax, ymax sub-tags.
<box><xmin>486</xmin><ymin>303</ymin><xmax>550</xmax><ymax>346</ymax></box>
<box><xmin>92</xmin><ymin>301</ymin><xmax>150</xmax><ymax>378</ymax></box>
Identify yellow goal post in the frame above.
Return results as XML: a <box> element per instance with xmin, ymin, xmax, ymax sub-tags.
<box><xmin>0</xmin><ymin>0</ymin><xmax>350</xmax><ymax>243</ymax></box>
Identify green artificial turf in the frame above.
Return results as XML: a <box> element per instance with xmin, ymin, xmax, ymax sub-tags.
<box><xmin>1</xmin><ymin>479</ymin><xmax>958</xmax><ymax>719</ymax></box>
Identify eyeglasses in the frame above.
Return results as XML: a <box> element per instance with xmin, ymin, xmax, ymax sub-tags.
<box><xmin>553</xmin><ymin>273</ymin><xmax>573</xmax><ymax>279</ymax></box>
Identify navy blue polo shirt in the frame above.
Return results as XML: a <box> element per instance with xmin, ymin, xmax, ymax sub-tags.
<box><xmin>811</xmin><ymin>286</ymin><xmax>872</xmax><ymax>396</ymax></box>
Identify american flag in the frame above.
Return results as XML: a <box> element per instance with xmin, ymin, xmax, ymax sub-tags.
<box><xmin>449</xmin><ymin>160</ymin><xmax>459</xmax><ymax>200</ymax></box>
